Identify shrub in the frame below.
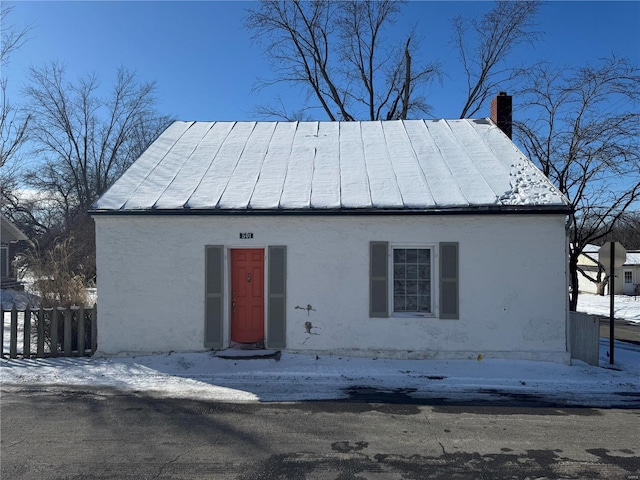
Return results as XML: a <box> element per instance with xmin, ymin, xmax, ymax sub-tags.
<box><xmin>25</xmin><ymin>237</ymin><xmax>92</xmax><ymax>353</ymax></box>
<box><xmin>27</xmin><ymin>237</ymin><xmax>90</xmax><ymax>308</ymax></box>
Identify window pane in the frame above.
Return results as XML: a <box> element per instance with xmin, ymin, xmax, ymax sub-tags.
<box><xmin>418</xmin><ymin>280</ymin><xmax>430</xmax><ymax>294</ymax></box>
<box><xmin>394</xmin><ymin>249</ymin><xmax>406</xmax><ymax>263</ymax></box>
<box><xmin>418</xmin><ymin>249</ymin><xmax>430</xmax><ymax>264</ymax></box>
<box><xmin>406</xmin><ymin>296</ymin><xmax>418</xmax><ymax>311</ymax></box>
<box><xmin>418</xmin><ymin>264</ymin><xmax>429</xmax><ymax>279</ymax></box>
<box><xmin>419</xmin><ymin>295</ymin><xmax>431</xmax><ymax>312</ymax></box>
<box><xmin>394</xmin><ymin>296</ymin><xmax>405</xmax><ymax>311</ymax></box>
<box><xmin>406</xmin><ymin>264</ymin><xmax>418</xmax><ymax>279</ymax></box>
<box><xmin>406</xmin><ymin>280</ymin><xmax>417</xmax><ymax>295</ymax></box>
<box><xmin>406</xmin><ymin>249</ymin><xmax>418</xmax><ymax>263</ymax></box>
<box><xmin>394</xmin><ymin>264</ymin><xmax>406</xmax><ymax>279</ymax></box>
<box><xmin>394</xmin><ymin>280</ymin><xmax>406</xmax><ymax>295</ymax></box>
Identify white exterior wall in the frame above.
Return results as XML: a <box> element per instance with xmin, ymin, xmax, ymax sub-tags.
<box><xmin>616</xmin><ymin>265</ymin><xmax>639</xmax><ymax>295</ymax></box>
<box><xmin>95</xmin><ymin>214</ymin><xmax>569</xmax><ymax>362</ymax></box>
<box><xmin>577</xmin><ymin>254</ymin><xmax>600</xmax><ymax>294</ymax></box>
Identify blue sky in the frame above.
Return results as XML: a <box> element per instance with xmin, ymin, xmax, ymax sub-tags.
<box><xmin>4</xmin><ymin>1</ymin><xmax>640</xmax><ymax>122</ymax></box>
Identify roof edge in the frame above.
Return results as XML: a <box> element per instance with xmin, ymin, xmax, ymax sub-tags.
<box><xmin>90</xmin><ymin>205</ymin><xmax>572</xmax><ymax>217</ymax></box>
<box><xmin>1</xmin><ymin>214</ymin><xmax>29</xmax><ymax>242</ymax></box>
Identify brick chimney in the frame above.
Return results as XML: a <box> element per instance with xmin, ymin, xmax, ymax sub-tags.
<box><xmin>490</xmin><ymin>92</ymin><xmax>512</xmax><ymax>139</ymax></box>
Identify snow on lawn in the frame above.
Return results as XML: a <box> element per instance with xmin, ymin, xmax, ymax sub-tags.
<box><xmin>2</xmin><ymin>342</ymin><xmax>639</xmax><ymax>407</ymax></box>
<box><xmin>577</xmin><ymin>293</ymin><xmax>640</xmax><ymax>323</ymax></box>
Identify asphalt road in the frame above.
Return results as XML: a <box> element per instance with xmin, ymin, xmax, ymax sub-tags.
<box><xmin>2</xmin><ymin>387</ymin><xmax>639</xmax><ymax>480</ymax></box>
<box><xmin>600</xmin><ymin>317</ymin><xmax>640</xmax><ymax>345</ymax></box>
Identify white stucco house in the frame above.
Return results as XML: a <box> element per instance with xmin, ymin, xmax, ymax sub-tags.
<box><xmin>92</xmin><ymin>99</ymin><xmax>572</xmax><ymax>362</ymax></box>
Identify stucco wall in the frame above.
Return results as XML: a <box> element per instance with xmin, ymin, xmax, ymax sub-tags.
<box><xmin>94</xmin><ymin>214</ymin><xmax>569</xmax><ymax>362</ymax></box>
<box><xmin>577</xmin><ymin>253</ymin><xmax>600</xmax><ymax>294</ymax></box>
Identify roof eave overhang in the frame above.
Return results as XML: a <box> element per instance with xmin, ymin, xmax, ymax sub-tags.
<box><xmin>90</xmin><ymin>205</ymin><xmax>573</xmax><ymax>217</ymax></box>
<box><xmin>0</xmin><ymin>214</ymin><xmax>29</xmax><ymax>242</ymax></box>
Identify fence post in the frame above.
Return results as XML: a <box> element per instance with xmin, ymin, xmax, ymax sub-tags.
<box><xmin>63</xmin><ymin>308</ymin><xmax>72</xmax><ymax>357</ymax></box>
<box><xmin>91</xmin><ymin>303</ymin><xmax>98</xmax><ymax>354</ymax></box>
<box><xmin>10</xmin><ymin>305</ymin><xmax>18</xmax><ymax>359</ymax></box>
<box><xmin>50</xmin><ymin>308</ymin><xmax>59</xmax><ymax>358</ymax></box>
<box><xmin>23</xmin><ymin>308</ymin><xmax>31</xmax><ymax>359</ymax></box>
<box><xmin>77</xmin><ymin>306</ymin><xmax>85</xmax><ymax>356</ymax></box>
<box><xmin>37</xmin><ymin>307</ymin><xmax>45</xmax><ymax>358</ymax></box>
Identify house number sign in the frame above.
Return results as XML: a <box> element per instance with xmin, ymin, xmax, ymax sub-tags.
<box><xmin>239</xmin><ymin>232</ymin><xmax>254</xmax><ymax>239</ymax></box>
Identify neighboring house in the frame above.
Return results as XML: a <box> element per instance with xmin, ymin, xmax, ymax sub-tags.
<box><xmin>1</xmin><ymin>214</ymin><xmax>29</xmax><ymax>290</ymax></box>
<box><xmin>577</xmin><ymin>244</ymin><xmax>639</xmax><ymax>296</ymax></box>
<box><xmin>620</xmin><ymin>252</ymin><xmax>640</xmax><ymax>296</ymax></box>
<box><xmin>577</xmin><ymin>244</ymin><xmax>602</xmax><ymax>294</ymax></box>
<box><xmin>92</xmin><ymin>94</ymin><xmax>572</xmax><ymax>362</ymax></box>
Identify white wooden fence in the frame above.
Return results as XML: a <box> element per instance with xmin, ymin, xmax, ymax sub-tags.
<box><xmin>569</xmin><ymin>311</ymin><xmax>600</xmax><ymax>366</ymax></box>
<box><xmin>1</xmin><ymin>305</ymin><xmax>97</xmax><ymax>358</ymax></box>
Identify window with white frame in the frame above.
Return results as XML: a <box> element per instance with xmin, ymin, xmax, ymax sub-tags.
<box><xmin>370</xmin><ymin>241</ymin><xmax>458</xmax><ymax>319</ymax></box>
<box><xmin>392</xmin><ymin>247</ymin><xmax>433</xmax><ymax>314</ymax></box>
<box><xmin>624</xmin><ymin>271</ymin><xmax>633</xmax><ymax>284</ymax></box>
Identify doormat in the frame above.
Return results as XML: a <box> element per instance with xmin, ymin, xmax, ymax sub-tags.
<box><xmin>214</xmin><ymin>348</ymin><xmax>281</xmax><ymax>360</ymax></box>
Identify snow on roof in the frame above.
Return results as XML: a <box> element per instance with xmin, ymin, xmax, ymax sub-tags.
<box><xmin>625</xmin><ymin>252</ymin><xmax>640</xmax><ymax>266</ymax></box>
<box><xmin>581</xmin><ymin>244</ymin><xmax>600</xmax><ymax>254</ymax></box>
<box><xmin>93</xmin><ymin>119</ymin><xmax>570</xmax><ymax>213</ymax></box>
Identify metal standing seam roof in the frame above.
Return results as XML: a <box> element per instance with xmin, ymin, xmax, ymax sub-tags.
<box><xmin>92</xmin><ymin>119</ymin><xmax>570</xmax><ymax>214</ymax></box>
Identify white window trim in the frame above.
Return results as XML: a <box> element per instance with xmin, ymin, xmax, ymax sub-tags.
<box><xmin>389</xmin><ymin>243</ymin><xmax>437</xmax><ymax>318</ymax></box>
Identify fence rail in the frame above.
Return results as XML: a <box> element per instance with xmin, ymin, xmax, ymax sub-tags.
<box><xmin>1</xmin><ymin>304</ymin><xmax>97</xmax><ymax>359</ymax></box>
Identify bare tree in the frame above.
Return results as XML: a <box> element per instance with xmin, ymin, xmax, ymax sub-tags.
<box><xmin>453</xmin><ymin>1</ymin><xmax>541</xmax><ymax>119</ymax></box>
<box><xmin>514</xmin><ymin>56</ymin><xmax>640</xmax><ymax>310</ymax></box>
<box><xmin>0</xmin><ymin>80</ymin><xmax>29</xmax><ymax>190</ymax></box>
<box><xmin>0</xmin><ymin>4</ymin><xmax>30</xmax><ymax>66</ymax></box>
<box><xmin>7</xmin><ymin>63</ymin><xmax>172</xmax><ymax>283</ymax></box>
<box><xmin>598</xmin><ymin>212</ymin><xmax>640</xmax><ymax>250</ymax></box>
<box><xmin>254</xmin><ymin>95</ymin><xmax>316</xmax><ymax>121</ymax></box>
<box><xmin>0</xmin><ymin>5</ymin><xmax>31</xmax><ymax>204</ymax></box>
<box><xmin>245</xmin><ymin>0</ymin><xmax>440</xmax><ymax>120</ymax></box>
<box><xmin>23</xmin><ymin>63</ymin><xmax>172</xmax><ymax>217</ymax></box>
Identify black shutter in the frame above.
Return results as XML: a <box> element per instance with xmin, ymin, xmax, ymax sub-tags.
<box><xmin>370</xmin><ymin>241</ymin><xmax>389</xmax><ymax>317</ymax></box>
<box><xmin>267</xmin><ymin>246</ymin><xmax>287</xmax><ymax>348</ymax></box>
<box><xmin>440</xmin><ymin>242</ymin><xmax>459</xmax><ymax>319</ymax></box>
<box><xmin>205</xmin><ymin>246</ymin><xmax>224</xmax><ymax>348</ymax></box>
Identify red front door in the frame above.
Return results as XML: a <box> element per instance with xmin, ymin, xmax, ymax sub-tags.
<box><xmin>231</xmin><ymin>249</ymin><xmax>265</xmax><ymax>343</ymax></box>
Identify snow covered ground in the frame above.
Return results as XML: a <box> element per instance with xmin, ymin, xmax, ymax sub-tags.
<box><xmin>577</xmin><ymin>293</ymin><xmax>640</xmax><ymax>323</ymax></box>
<box><xmin>1</xmin><ymin>340</ymin><xmax>638</xmax><ymax>407</ymax></box>
<box><xmin>2</xmin><ymin>291</ymin><xmax>638</xmax><ymax>407</ymax></box>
